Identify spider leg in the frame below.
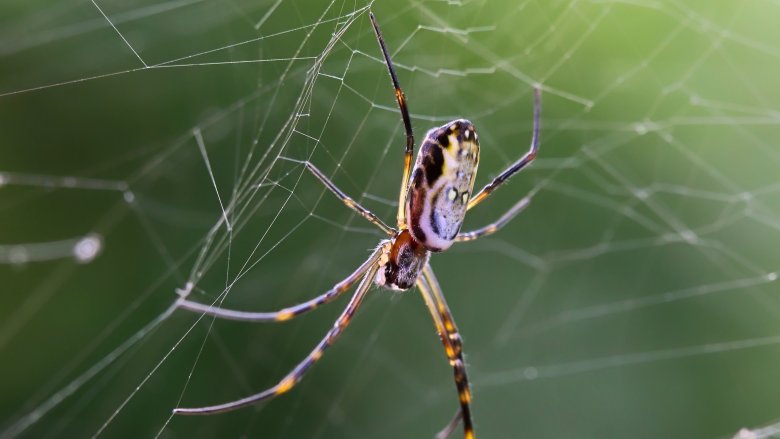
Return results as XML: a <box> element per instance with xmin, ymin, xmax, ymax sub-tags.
<box><xmin>301</xmin><ymin>160</ymin><xmax>394</xmax><ymax>235</ymax></box>
<box><xmin>467</xmin><ymin>87</ymin><xmax>541</xmax><ymax>211</ymax></box>
<box><xmin>435</xmin><ymin>409</ymin><xmax>463</xmax><ymax>439</ymax></box>
<box><xmin>417</xmin><ymin>264</ymin><xmax>475</xmax><ymax>439</ymax></box>
<box><xmin>455</xmin><ymin>194</ymin><xmax>531</xmax><ymax>242</ymax></box>
<box><xmin>174</xmin><ymin>262</ymin><xmax>380</xmax><ymax>415</ymax></box>
<box><xmin>369</xmin><ymin>12</ymin><xmax>415</xmax><ymax>229</ymax></box>
<box><xmin>176</xmin><ymin>246</ymin><xmax>383</xmax><ymax>322</ymax></box>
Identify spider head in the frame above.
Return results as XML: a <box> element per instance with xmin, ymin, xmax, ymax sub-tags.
<box><xmin>375</xmin><ymin>230</ymin><xmax>430</xmax><ymax>291</ymax></box>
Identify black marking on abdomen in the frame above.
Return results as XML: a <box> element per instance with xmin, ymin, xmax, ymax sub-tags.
<box><xmin>447</xmin><ymin>223</ymin><xmax>460</xmax><ymax>240</ymax></box>
<box><xmin>437</xmin><ymin>131</ymin><xmax>449</xmax><ymax>147</ymax></box>
<box><xmin>411</xmin><ymin>168</ymin><xmax>423</xmax><ymax>189</ymax></box>
<box><xmin>429</xmin><ymin>187</ymin><xmax>444</xmax><ymax>237</ymax></box>
<box><xmin>412</xmin><ymin>224</ymin><xmax>427</xmax><ymax>244</ymax></box>
<box><xmin>423</xmin><ymin>142</ymin><xmax>444</xmax><ymax>185</ymax></box>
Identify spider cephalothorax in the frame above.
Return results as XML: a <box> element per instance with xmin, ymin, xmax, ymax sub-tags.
<box><xmin>376</xmin><ymin>230</ymin><xmax>430</xmax><ymax>290</ymax></box>
<box><xmin>174</xmin><ymin>11</ymin><xmax>541</xmax><ymax>439</ymax></box>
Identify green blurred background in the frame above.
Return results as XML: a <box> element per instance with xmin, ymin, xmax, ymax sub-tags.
<box><xmin>2</xmin><ymin>1</ymin><xmax>780</xmax><ymax>438</ymax></box>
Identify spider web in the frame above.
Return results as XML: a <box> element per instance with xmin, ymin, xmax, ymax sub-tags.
<box><xmin>1</xmin><ymin>0</ymin><xmax>779</xmax><ymax>438</ymax></box>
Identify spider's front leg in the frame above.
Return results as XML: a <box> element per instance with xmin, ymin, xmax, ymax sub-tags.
<box><xmin>417</xmin><ymin>265</ymin><xmax>475</xmax><ymax>439</ymax></box>
<box><xmin>176</xmin><ymin>246</ymin><xmax>383</xmax><ymax>322</ymax></box>
<box><xmin>174</xmin><ymin>262</ymin><xmax>381</xmax><ymax>415</ymax></box>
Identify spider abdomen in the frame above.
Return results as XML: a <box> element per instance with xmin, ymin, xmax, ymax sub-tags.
<box><xmin>406</xmin><ymin>119</ymin><xmax>480</xmax><ymax>251</ymax></box>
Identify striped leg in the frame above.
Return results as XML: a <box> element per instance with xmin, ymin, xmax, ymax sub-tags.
<box><xmin>301</xmin><ymin>160</ymin><xmax>394</xmax><ymax>235</ymax></box>
<box><xmin>418</xmin><ymin>264</ymin><xmax>475</xmax><ymax>439</ymax></box>
<box><xmin>174</xmin><ymin>263</ymin><xmax>380</xmax><ymax>415</ymax></box>
<box><xmin>467</xmin><ymin>87</ymin><xmax>541</xmax><ymax>211</ymax></box>
<box><xmin>176</xmin><ymin>247</ymin><xmax>383</xmax><ymax>322</ymax></box>
<box><xmin>369</xmin><ymin>12</ymin><xmax>415</xmax><ymax>229</ymax></box>
<box><xmin>455</xmin><ymin>194</ymin><xmax>531</xmax><ymax>242</ymax></box>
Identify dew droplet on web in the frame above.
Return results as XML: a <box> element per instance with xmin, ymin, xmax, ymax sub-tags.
<box><xmin>73</xmin><ymin>234</ymin><xmax>102</xmax><ymax>263</ymax></box>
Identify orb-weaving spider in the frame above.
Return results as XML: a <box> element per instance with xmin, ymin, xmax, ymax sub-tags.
<box><xmin>173</xmin><ymin>12</ymin><xmax>541</xmax><ymax>439</ymax></box>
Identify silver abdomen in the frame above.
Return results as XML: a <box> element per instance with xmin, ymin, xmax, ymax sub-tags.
<box><xmin>405</xmin><ymin>119</ymin><xmax>480</xmax><ymax>251</ymax></box>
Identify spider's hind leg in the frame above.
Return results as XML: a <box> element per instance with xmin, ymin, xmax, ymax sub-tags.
<box><xmin>455</xmin><ymin>192</ymin><xmax>532</xmax><ymax>242</ymax></box>
<box><xmin>467</xmin><ymin>87</ymin><xmax>541</xmax><ymax>211</ymax></box>
<box><xmin>300</xmin><ymin>159</ymin><xmax>395</xmax><ymax>235</ymax></box>
<box><xmin>369</xmin><ymin>12</ymin><xmax>416</xmax><ymax>229</ymax></box>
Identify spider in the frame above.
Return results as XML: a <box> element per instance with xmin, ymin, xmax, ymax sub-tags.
<box><xmin>173</xmin><ymin>12</ymin><xmax>541</xmax><ymax>439</ymax></box>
